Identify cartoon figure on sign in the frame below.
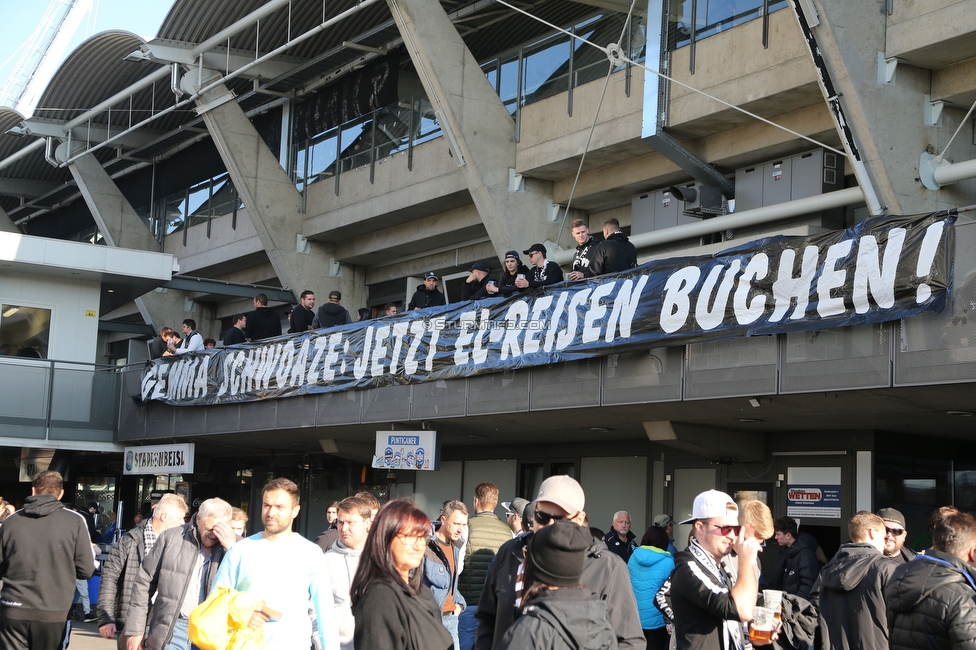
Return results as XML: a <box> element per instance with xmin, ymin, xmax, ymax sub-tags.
<box><xmin>416</xmin><ymin>448</ymin><xmax>425</xmax><ymax>470</ymax></box>
<box><xmin>385</xmin><ymin>447</ymin><xmax>394</xmax><ymax>467</ymax></box>
<box><xmin>393</xmin><ymin>450</ymin><xmax>402</xmax><ymax>468</ymax></box>
<box><xmin>406</xmin><ymin>451</ymin><xmax>414</xmax><ymax>469</ymax></box>
<box><xmin>125</xmin><ymin>451</ymin><xmax>134</xmax><ymax>472</ymax></box>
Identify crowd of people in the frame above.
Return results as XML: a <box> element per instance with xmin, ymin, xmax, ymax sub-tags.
<box><xmin>3</xmin><ymin>471</ymin><xmax>974</xmax><ymax>650</ymax></box>
<box><xmin>147</xmin><ymin>218</ymin><xmax>639</xmax><ymax>358</ymax></box>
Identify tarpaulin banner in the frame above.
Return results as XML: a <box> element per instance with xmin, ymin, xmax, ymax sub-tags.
<box><xmin>142</xmin><ymin>212</ymin><xmax>954</xmax><ymax>406</ymax></box>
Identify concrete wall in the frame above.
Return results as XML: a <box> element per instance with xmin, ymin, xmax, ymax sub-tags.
<box><xmin>886</xmin><ymin>0</ymin><xmax>976</xmax><ymax>68</ymax></box>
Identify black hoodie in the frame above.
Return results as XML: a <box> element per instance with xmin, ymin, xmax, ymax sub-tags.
<box><xmin>811</xmin><ymin>542</ymin><xmax>894</xmax><ymax>650</ymax></box>
<box><xmin>0</xmin><ymin>494</ymin><xmax>94</xmax><ymax>621</ymax></box>
<box><xmin>314</xmin><ymin>302</ymin><xmax>352</xmax><ymax>328</ymax></box>
<box><xmin>773</xmin><ymin>531</ymin><xmax>820</xmax><ymax>599</ymax></box>
<box><xmin>245</xmin><ymin>306</ymin><xmax>282</xmax><ymax>340</ymax></box>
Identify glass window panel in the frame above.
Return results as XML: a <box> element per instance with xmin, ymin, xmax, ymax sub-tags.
<box><xmin>1</xmin><ymin>304</ymin><xmax>51</xmax><ymax>359</ymax></box>
<box><xmin>499</xmin><ymin>57</ymin><xmax>519</xmax><ymax>115</ymax></box>
<box><xmin>521</xmin><ymin>36</ymin><xmax>571</xmax><ymax>106</ymax></box>
<box><xmin>186</xmin><ymin>180</ymin><xmax>211</xmax><ymax>228</ymax></box>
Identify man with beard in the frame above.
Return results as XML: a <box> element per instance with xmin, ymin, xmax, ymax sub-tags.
<box><xmin>212</xmin><ymin>478</ymin><xmax>339</xmax><ymax>650</ymax></box>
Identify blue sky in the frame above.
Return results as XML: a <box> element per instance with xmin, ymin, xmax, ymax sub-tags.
<box><xmin>0</xmin><ymin>0</ymin><xmax>172</xmax><ymax>112</ymax></box>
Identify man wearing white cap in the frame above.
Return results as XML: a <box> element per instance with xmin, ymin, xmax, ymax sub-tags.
<box><xmin>474</xmin><ymin>475</ymin><xmax>644</xmax><ymax>650</ymax></box>
<box><xmin>670</xmin><ymin>489</ymin><xmax>764</xmax><ymax>650</ymax></box>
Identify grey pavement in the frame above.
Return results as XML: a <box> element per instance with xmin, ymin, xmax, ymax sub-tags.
<box><xmin>68</xmin><ymin>621</ymin><xmax>116</xmax><ymax>649</ymax></box>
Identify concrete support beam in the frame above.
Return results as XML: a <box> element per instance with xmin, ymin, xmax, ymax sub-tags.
<box><xmin>0</xmin><ymin>205</ymin><xmax>19</xmax><ymax>233</ymax></box>
<box><xmin>187</xmin><ymin>72</ymin><xmax>366</xmax><ymax>308</ymax></box>
<box><xmin>66</xmin><ymin>153</ymin><xmax>204</xmax><ymax>334</ymax></box>
<box><xmin>792</xmin><ymin>0</ymin><xmax>976</xmax><ymax>214</ymax></box>
<box><xmin>387</xmin><ymin>0</ymin><xmax>567</xmax><ymax>260</ymax></box>
<box><xmin>643</xmin><ymin>421</ymin><xmax>765</xmax><ymax>463</ymax></box>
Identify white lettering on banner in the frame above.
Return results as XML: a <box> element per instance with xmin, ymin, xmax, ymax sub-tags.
<box><xmin>138</xmin><ymin>214</ymin><xmax>953</xmax><ymax>406</ymax></box>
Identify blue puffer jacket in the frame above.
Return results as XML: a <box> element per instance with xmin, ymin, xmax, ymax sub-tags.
<box><xmin>628</xmin><ymin>545</ymin><xmax>674</xmax><ymax>631</ymax></box>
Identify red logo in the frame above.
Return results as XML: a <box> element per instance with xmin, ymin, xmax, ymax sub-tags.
<box><xmin>788</xmin><ymin>488</ymin><xmax>822</xmax><ymax>502</ymax></box>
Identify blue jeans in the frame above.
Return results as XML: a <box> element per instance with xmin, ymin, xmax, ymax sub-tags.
<box><xmin>442</xmin><ymin>613</ymin><xmax>460</xmax><ymax>650</ymax></box>
<box><xmin>457</xmin><ymin>607</ymin><xmax>477</xmax><ymax>650</ymax></box>
<box><xmin>165</xmin><ymin>617</ymin><xmax>192</xmax><ymax>650</ymax></box>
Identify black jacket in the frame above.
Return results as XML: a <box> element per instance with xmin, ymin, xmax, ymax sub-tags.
<box><xmin>496</xmin><ymin>587</ymin><xmax>618</xmax><ymax>650</ymax></box>
<box><xmin>352</xmin><ymin>578</ymin><xmax>453</xmax><ymax>650</ymax></box>
<box><xmin>605</xmin><ymin>529</ymin><xmax>637</xmax><ymax>563</ymax></box>
<box><xmin>0</xmin><ymin>494</ymin><xmax>94</xmax><ymax>622</ymax></box>
<box><xmin>885</xmin><ymin>550</ymin><xmax>976</xmax><ymax>650</ymax></box>
<box><xmin>773</xmin><ymin>532</ymin><xmax>820</xmax><ymax>599</ymax></box>
<box><xmin>96</xmin><ymin>521</ymin><xmax>150</xmax><ymax>629</ymax></box>
<box><xmin>314</xmin><ymin>302</ymin><xmax>352</xmax><ymax>328</ymax></box>
<box><xmin>528</xmin><ymin>259</ymin><xmax>564</xmax><ymax>288</ymax></box>
<box><xmin>223</xmin><ymin>326</ymin><xmax>246</xmax><ymax>346</ymax></box>
<box><xmin>462</xmin><ymin>274</ymin><xmax>492</xmax><ymax>301</ymax></box>
<box><xmin>811</xmin><ymin>542</ymin><xmax>894</xmax><ymax>650</ymax></box>
<box><xmin>408</xmin><ymin>286</ymin><xmax>447</xmax><ymax>310</ymax></box>
<box><xmin>476</xmin><ymin>531</ymin><xmax>644</xmax><ymax>650</ymax></box>
<box><xmin>573</xmin><ymin>238</ymin><xmax>598</xmax><ymax>276</ymax></box>
<box><xmin>497</xmin><ymin>265</ymin><xmax>531</xmax><ymax>296</ymax></box>
<box><xmin>668</xmin><ymin>545</ymin><xmax>740</xmax><ymax>650</ymax></box>
<box><xmin>288</xmin><ymin>304</ymin><xmax>315</xmax><ymax>333</ymax></box>
<box><xmin>245</xmin><ymin>307</ymin><xmax>282</xmax><ymax>340</ymax></box>
<box><xmin>587</xmin><ymin>232</ymin><xmax>638</xmax><ymax>276</ymax></box>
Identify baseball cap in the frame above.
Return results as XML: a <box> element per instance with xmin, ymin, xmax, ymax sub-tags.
<box><xmin>503</xmin><ymin>497</ymin><xmax>529</xmax><ymax>519</ymax></box>
<box><xmin>877</xmin><ymin>508</ymin><xmax>906</xmax><ymax>528</ymax></box>
<box><xmin>504</xmin><ymin>250</ymin><xmax>520</xmax><ymax>261</ymax></box>
<box><xmin>679</xmin><ymin>489</ymin><xmax>738</xmax><ymax>525</ymax></box>
<box><xmin>535</xmin><ymin>475</ymin><xmax>585</xmax><ymax>515</ymax></box>
<box><xmin>523</xmin><ymin>243</ymin><xmax>547</xmax><ymax>256</ymax></box>
<box><xmin>467</xmin><ymin>261</ymin><xmax>490</xmax><ymax>273</ymax></box>
<box><xmin>653</xmin><ymin>514</ymin><xmax>675</xmax><ymax>528</ymax></box>
<box><xmin>328</xmin><ymin>290</ymin><xmax>342</xmax><ymax>300</ymax></box>
<box><xmin>424</xmin><ymin>271</ymin><xmax>438</xmax><ymax>280</ymax></box>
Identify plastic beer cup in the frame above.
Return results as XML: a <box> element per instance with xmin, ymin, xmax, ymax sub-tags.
<box><xmin>749</xmin><ymin>606</ymin><xmax>775</xmax><ymax>644</ymax></box>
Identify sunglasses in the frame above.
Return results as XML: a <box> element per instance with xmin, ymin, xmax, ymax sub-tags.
<box><xmin>534</xmin><ymin>510</ymin><xmax>571</xmax><ymax>526</ymax></box>
<box><xmin>713</xmin><ymin>525</ymin><xmax>742</xmax><ymax>536</ymax></box>
<box><xmin>885</xmin><ymin>527</ymin><xmax>906</xmax><ymax>537</ymax></box>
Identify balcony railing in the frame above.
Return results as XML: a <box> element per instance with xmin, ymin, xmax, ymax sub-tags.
<box><xmin>0</xmin><ymin>356</ymin><xmax>128</xmax><ymax>444</ymax></box>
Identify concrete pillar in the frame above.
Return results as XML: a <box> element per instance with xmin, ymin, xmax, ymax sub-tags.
<box><xmin>66</xmin><ymin>153</ymin><xmax>203</xmax><ymax>334</ymax></box>
<box><xmin>69</xmin><ymin>153</ymin><xmax>157</xmax><ymax>251</ymax></box>
<box><xmin>186</xmin><ymin>72</ymin><xmax>366</xmax><ymax>309</ymax></box>
<box><xmin>387</xmin><ymin>0</ymin><xmax>568</xmax><ymax>260</ymax></box>
<box><xmin>805</xmin><ymin>0</ymin><xmax>976</xmax><ymax>214</ymax></box>
<box><xmin>0</xmin><ymin>206</ymin><xmax>18</xmax><ymax>233</ymax></box>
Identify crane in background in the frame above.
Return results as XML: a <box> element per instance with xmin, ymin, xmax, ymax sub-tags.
<box><xmin>0</xmin><ymin>0</ymin><xmax>93</xmax><ymax>116</ymax></box>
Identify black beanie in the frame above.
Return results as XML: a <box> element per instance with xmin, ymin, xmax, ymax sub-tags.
<box><xmin>527</xmin><ymin>519</ymin><xmax>590</xmax><ymax>587</ymax></box>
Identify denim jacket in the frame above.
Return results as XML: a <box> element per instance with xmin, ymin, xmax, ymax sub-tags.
<box><xmin>423</xmin><ymin>535</ymin><xmax>467</xmax><ymax>614</ymax></box>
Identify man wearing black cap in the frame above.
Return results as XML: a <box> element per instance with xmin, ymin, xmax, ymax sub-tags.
<box><xmin>516</xmin><ymin>244</ymin><xmax>563</xmax><ymax>289</ymax></box>
<box><xmin>313</xmin><ymin>290</ymin><xmax>352</xmax><ymax>328</ymax></box>
<box><xmin>462</xmin><ymin>261</ymin><xmax>493</xmax><ymax>300</ymax></box>
<box><xmin>408</xmin><ymin>272</ymin><xmax>447</xmax><ymax>310</ymax></box>
<box><xmin>475</xmin><ymin>475</ymin><xmax>644</xmax><ymax>650</ymax></box>
<box><xmin>487</xmin><ymin>252</ymin><xmax>530</xmax><ymax>297</ymax></box>
<box><xmin>494</xmin><ymin>520</ymin><xmax>616</xmax><ymax>650</ymax></box>
<box><xmin>877</xmin><ymin>508</ymin><xmax>916</xmax><ymax>565</ymax></box>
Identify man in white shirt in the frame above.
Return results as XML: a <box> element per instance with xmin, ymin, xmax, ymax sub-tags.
<box><xmin>168</xmin><ymin>319</ymin><xmax>204</xmax><ymax>355</ymax></box>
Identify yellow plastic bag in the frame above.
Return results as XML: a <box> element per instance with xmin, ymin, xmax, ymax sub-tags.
<box><xmin>189</xmin><ymin>586</ymin><xmax>267</xmax><ymax>650</ymax></box>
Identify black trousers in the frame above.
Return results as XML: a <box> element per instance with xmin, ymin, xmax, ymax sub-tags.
<box><xmin>0</xmin><ymin>617</ymin><xmax>68</xmax><ymax>650</ymax></box>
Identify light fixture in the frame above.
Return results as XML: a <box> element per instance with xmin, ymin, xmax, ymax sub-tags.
<box><xmin>748</xmin><ymin>398</ymin><xmax>761</xmax><ymax>408</ymax></box>
<box><xmin>2</xmin><ymin>306</ymin><xmax>18</xmax><ymax>317</ymax></box>
<box><xmin>947</xmin><ymin>410</ymin><xmax>974</xmax><ymax>417</ymax></box>
<box><xmin>106</xmin><ymin>289</ymin><xmax>115</xmax><ymax>293</ymax></box>
<box><xmin>590</xmin><ymin>427</ymin><xmax>611</xmax><ymax>433</ymax></box>
<box><xmin>739</xmin><ymin>418</ymin><xmax>763</xmax><ymax>424</ymax></box>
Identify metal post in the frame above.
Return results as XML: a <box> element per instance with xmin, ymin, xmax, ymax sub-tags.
<box><xmin>408</xmin><ymin>94</ymin><xmax>416</xmax><ymax>172</ymax></box>
<box><xmin>370</xmin><ymin>107</ymin><xmax>377</xmax><ymax>184</ymax></box>
<box><xmin>568</xmin><ymin>29</ymin><xmax>575</xmax><ymax>117</ymax></box>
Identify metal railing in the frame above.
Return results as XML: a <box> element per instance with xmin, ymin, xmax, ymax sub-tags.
<box><xmin>0</xmin><ymin>356</ymin><xmax>132</xmax><ymax>444</ymax></box>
